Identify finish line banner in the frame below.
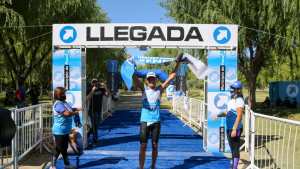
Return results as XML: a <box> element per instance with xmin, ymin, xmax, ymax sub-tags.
<box><xmin>53</xmin><ymin>24</ymin><xmax>238</xmax><ymax>48</ymax></box>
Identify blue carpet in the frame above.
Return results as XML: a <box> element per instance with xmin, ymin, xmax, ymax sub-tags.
<box><xmin>54</xmin><ymin>109</ymin><xmax>230</xmax><ymax>169</ymax></box>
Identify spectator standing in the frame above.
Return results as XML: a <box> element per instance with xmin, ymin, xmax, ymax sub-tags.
<box><xmin>86</xmin><ymin>79</ymin><xmax>108</xmax><ymax>144</ymax></box>
<box><xmin>51</xmin><ymin>87</ymin><xmax>81</xmax><ymax>169</ymax></box>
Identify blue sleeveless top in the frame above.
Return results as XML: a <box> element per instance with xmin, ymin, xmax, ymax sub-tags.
<box><xmin>140</xmin><ymin>86</ymin><xmax>161</xmax><ymax>122</ymax></box>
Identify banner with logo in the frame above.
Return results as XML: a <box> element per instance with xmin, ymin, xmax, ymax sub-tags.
<box><xmin>53</xmin><ymin>24</ymin><xmax>238</xmax><ymax>48</ymax></box>
<box><xmin>269</xmin><ymin>81</ymin><xmax>300</xmax><ymax>106</ymax></box>
<box><xmin>52</xmin><ymin>49</ymin><xmax>83</xmax><ymax>134</ymax></box>
<box><xmin>207</xmin><ymin>50</ymin><xmax>237</xmax><ymax>152</ymax></box>
<box><xmin>132</xmin><ymin>56</ymin><xmax>174</xmax><ymax>65</ymax></box>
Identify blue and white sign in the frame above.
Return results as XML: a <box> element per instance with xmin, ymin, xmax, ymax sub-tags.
<box><xmin>213</xmin><ymin>26</ymin><xmax>231</xmax><ymax>44</ymax></box>
<box><xmin>207</xmin><ymin>50</ymin><xmax>237</xmax><ymax>153</ymax></box>
<box><xmin>269</xmin><ymin>81</ymin><xmax>300</xmax><ymax>105</ymax></box>
<box><xmin>132</xmin><ymin>56</ymin><xmax>174</xmax><ymax>65</ymax></box>
<box><xmin>52</xmin><ymin>49</ymin><xmax>82</xmax><ymax>91</ymax></box>
<box><xmin>60</xmin><ymin>26</ymin><xmax>77</xmax><ymax>43</ymax></box>
<box><xmin>53</xmin><ymin>24</ymin><xmax>238</xmax><ymax>48</ymax></box>
<box><xmin>207</xmin><ymin>50</ymin><xmax>237</xmax><ymax>91</ymax></box>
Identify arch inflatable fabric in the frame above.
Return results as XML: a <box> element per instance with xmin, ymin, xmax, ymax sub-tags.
<box><xmin>181</xmin><ymin>53</ymin><xmax>209</xmax><ymax>79</ymax></box>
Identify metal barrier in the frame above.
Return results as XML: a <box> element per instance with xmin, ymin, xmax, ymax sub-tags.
<box><xmin>166</xmin><ymin>96</ymin><xmax>300</xmax><ymax>169</ymax></box>
<box><xmin>172</xmin><ymin>96</ymin><xmax>206</xmax><ymax>130</ymax></box>
<box><xmin>245</xmin><ymin>105</ymin><xmax>300</xmax><ymax>169</ymax></box>
<box><xmin>172</xmin><ymin>96</ymin><xmax>207</xmax><ymax>150</ymax></box>
<box><xmin>1</xmin><ymin>95</ymin><xmax>114</xmax><ymax>169</ymax></box>
<box><xmin>0</xmin><ymin>103</ymin><xmax>52</xmax><ymax>169</ymax></box>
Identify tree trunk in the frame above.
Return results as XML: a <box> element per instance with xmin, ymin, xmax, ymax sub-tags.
<box><xmin>247</xmin><ymin>75</ymin><xmax>257</xmax><ymax>108</ymax></box>
<box><xmin>15</xmin><ymin>75</ymin><xmax>26</xmax><ymax>91</ymax></box>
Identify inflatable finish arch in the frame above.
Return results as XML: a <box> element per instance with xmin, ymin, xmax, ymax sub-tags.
<box><xmin>52</xmin><ymin>23</ymin><xmax>238</xmax><ymax>153</ymax></box>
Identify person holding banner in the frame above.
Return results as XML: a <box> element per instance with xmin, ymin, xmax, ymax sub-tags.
<box><xmin>213</xmin><ymin>81</ymin><xmax>244</xmax><ymax>169</ymax></box>
<box><xmin>133</xmin><ymin>55</ymin><xmax>181</xmax><ymax>169</ymax></box>
<box><xmin>51</xmin><ymin>87</ymin><xmax>81</xmax><ymax>169</ymax></box>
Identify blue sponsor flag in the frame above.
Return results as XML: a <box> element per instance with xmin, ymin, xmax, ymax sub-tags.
<box><xmin>120</xmin><ymin>60</ymin><xmax>135</xmax><ymax>90</ymax></box>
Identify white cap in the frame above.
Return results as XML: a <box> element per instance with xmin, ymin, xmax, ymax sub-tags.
<box><xmin>146</xmin><ymin>72</ymin><xmax>156</xmax><ymax>79</ymax></box>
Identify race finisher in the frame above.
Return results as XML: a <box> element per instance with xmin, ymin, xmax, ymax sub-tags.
<box><xmin>133</xmin><ymin>57</ymin><xmax>181</xmax><ymax>169</ymax></box>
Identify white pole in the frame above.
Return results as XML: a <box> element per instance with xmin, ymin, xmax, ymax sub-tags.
<box><xmin>81</xmin><ymin>47</ymin><xmax>88</xmax><ymax>149</ymax></box>
<box><xmin>39</xmin><ymin>104</ymin><xmax>43</xmax><ymax>153</ymax></box>
<box><xmin>11</xmin><ymin>110</ymin><xmax>17</xmax><ymax>169</ymax></box>
<box><xmin>246</xmin><ymin>109</ymin><xmax>259</xmax><ymax>169</ymax></box>
<box><xmin>245</xmin><ymin>106</ymin><xmax>250</xmax><ymax>152</ymax></box>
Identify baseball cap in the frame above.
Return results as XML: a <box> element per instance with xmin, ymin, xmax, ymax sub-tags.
<box><xmin>230</xmin><ymin>81</ymin><xmax>243</xmax><ymax>89</ymax></box>
<box><xmin>91</xmin><ymin>78</ymin><xmax>98</xmax><ymax>84</ymax></box>
<box><xmin>146</xmin><ymin>72</ymin><xmax>156</xmax><ymax>79</ymax></box>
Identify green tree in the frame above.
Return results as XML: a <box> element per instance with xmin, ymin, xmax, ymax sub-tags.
<box><xmin>162</xmin><ymin>0</ymin><xmax>300</xmax><ymax>107</ymax></box>
<box><xmin>86</xmin><ymin>48</ymin><xmax>126</xmax><ymax>83</ymax></box>
<box><xmin>0</xmin><ymin>0</ymin><xmax>108</xmax><ymax>91</ymax></box>
<box><xmin>0</xmin><ymin>0</ymin><xmax>25</xmax><ymax>26</ymax></box>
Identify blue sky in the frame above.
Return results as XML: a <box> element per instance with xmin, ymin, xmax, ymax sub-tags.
<box><xmin>97</xmin><ymin>0</ymin><xmax>174</xmax><ymax>56</ymax></box>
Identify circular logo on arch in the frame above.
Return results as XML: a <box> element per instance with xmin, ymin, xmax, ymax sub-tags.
<box><xmin>213</xmin><ymin>26</ymin><xmax>231</xmax><ymax>44</ymax></box>
<box><xmin>209</xmin><ymin>71</ymin><xmax>219</xmax><ymax>82</ymax></box>
<box><xmin>214</xmin><ymin>93</ymin><xmax>230</xmax><ymax>110</ymax></box>
<box><xmin>60</xmin><ymin>26</ymin><xmax>77</xmax><ymax>43</ymax></box>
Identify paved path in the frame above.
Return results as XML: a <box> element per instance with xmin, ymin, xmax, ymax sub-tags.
<box><xmin>55</xmin><ymin>109</ymin><xmax>230</xmax><ymax>169</ymax></box>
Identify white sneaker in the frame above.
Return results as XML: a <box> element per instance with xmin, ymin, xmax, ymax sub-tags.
<box><xmin>49</xmin><ymin>166</ymin><xmax>56</xmax><ymax>169</ymax></box>
<box><xmin>64</xmin><ymin>164</ymin><xmax>76</xmax><ymax>169</ymax></box>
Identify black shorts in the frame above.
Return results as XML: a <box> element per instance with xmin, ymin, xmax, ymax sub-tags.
<box><xmin>140</xmin><ymin>122</ymin><xmax>161</xmax><ymax>144</ymax></box>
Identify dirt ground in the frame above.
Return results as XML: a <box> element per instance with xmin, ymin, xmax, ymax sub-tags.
<box><xmin>18</xmin><ymin>148</ymin><xmax>52</xmax><ymax>169</ymax></box>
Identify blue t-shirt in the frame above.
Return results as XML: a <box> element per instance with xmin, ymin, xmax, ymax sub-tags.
<box><xmin>52</xmin><ymin>101</ymin><xmax>73</xmax><ymax>135</ymax></box>
<box><xmin>140</xmin><ymin>86</ymin><xmax>161</xmax><ymax>122</ymax></box>
<box><xmin>226</xmin><ymin>97</ymin><xmax>244</xmax><ymax>130</ymax></box>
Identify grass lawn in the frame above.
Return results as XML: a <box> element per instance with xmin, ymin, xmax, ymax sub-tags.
<box><xmin>253</xmin><ymin>89</ymin><xmax>300</xmax><ymax>121</ymax></box>
<box><xmin>165</xmin><ymin>88</ymin><xmax>300</xmax><ymax>121</ymax></box>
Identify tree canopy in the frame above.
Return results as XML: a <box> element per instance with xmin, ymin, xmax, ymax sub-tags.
<box><xmin>162</xmin><ymin>0</ymin><xmax>300</xmax><ymax>107</ymax></box>
<box><xmin>0</xmin><ymin>0</ymin><xmax>124</xmax><ymax>105</ymax></box>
